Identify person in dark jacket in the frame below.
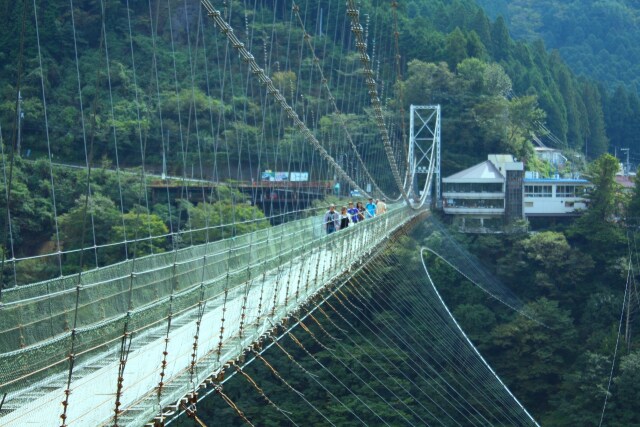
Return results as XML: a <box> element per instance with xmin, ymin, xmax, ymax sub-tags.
<box><xmin>356</xmin><ymin>201</ymin><xmax>366</xmax><ymax>221</ymax></box>
<box><xmin>339</xmin><ymin>206</ymin><xmax>350</xmax><ymax>230</ymax></box>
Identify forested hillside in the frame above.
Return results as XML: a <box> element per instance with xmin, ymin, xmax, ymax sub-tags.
<box><xmin>0</xmin><ymin>0</ymin><xmax>626</xmax><ymax>271</ymax></box>
<box><xmin>476</xmin><ymin>0</ymin><xmax>640</xmax><ymax>90</ymax></box>
<box><xmin>475</xmin><ymin>0</ymin><xmax>640</xmax><ymax>158</ymax></box>
<box><xmin>1</xmin><ymin>1</ymin><xmax>639</xmax><ymax>425</ymax></box>
<box><xmin>0</xmin><ymin>0</ymin><xmax>621</xmax><ymax>173</ymax></box>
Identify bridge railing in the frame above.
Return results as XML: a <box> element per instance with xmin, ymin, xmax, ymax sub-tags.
<box><xmin>0</xmin><ymin>204</ymin><xmax>414</xmax><ymax>401</ymax></box>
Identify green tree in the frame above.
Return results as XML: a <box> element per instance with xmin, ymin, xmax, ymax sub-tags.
<box><xmin>504</xmin><ymin>95</ymin><xmax>545</xmax><ymax>161</ymax></box>
<box><xmin>402</xmin><ymin>60</ymin><xmax>456</xmax><ymax>107</ymax></box>
<box><xmin>469</xmin><ymin>9</ymin><xmax>492</xmax><ymax>46</ymax></box>
<box><xmin>0</xmin><ymin>156</ymin><xmax>53</xmax><ymax>252</ymax></box>
<box><xmin>582</xmin><ymin>82</ymin><xmax>609</xmax><ymax>159</ymax></box>
<box><xmin>187</xmin><ymin>195</ymin><xmax>269</xmax><ymax>244</ymax></box>
<box><xmin>57</xmin><ymin>193</ymin><xmax>122</xmax><ymax>270</ymax></box>
<box><xmin>498</xmin><ymin>231</ymin><xmax>594</xmax><ymax>303</ymax></box>
<box><xmin>568</xmin><ymin>154</ymin><xmax>626</xmax><ymax>268</ymax></box>
<box><xmin>452</xmin><ymin>303</ymin><xmax>496</xmax><ymax>350</ymax></box>
<box><xmin>466</xmin><ymin>30</ymin><xmax>486</xmax><ymax>59</ymax></box>
<box><xmin>444</xmin><ymin>28</ymin><xmax>468</xmax><ymax>70</ymax></box>
<box><xmin>490</xmin><ymin>298</ymin><xmax>577</xmax><ymax>413</ymax></box>
<box><xmin>549</xmin><ymin>352</ymin><xmax>611</xmax><ymax>426</ymax></box>
<box><xmin>554</xmin><ymin>64</ymin><xmax>584</xmax><ymax>150</ymax></box>
<box><xmin>610</xmin><ymin>351</ymin><xmax>640</xmax><ymax>426</ymax></box>
<box><xmin>111</xmin><ymin>210</ymin><xmax>168</xmax><ymax>258</ymax></box>
<box><xmin>582</xmin><ymin>154</ymin><xmax>620</xmax><ymax>222</ymax></box>
<box><xmin>491</xmin><ymin>16</ymin><xmax>511</xmax><ymax>60</ymax></box>
<box><xmin>626</xmin><ymin>170</ymin><xmax>640</xmax><ymax>225</ymax></box>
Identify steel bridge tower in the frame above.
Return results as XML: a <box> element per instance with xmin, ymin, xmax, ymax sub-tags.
<box><xmin>409</xmin><ymin>105</ymin><xmax>441</xmax><ymax>208</ymax></box>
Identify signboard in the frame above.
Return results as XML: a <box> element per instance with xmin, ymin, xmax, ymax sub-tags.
<box><xmin>289</xmin><ymin>172</ymin><xmax>309</xmax><ymax>182</ymax></box>
<box><xmin>261</xmin><ymin>171</ymin><xmax>288</xmax><ymax>181</ymax></box>
<box><xmin>262</xmin><ymin>171</ymin><xmax>309</xmax><ymax>182</ymax></box>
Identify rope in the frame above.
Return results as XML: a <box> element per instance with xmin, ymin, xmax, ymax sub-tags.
<box><xmin>0</xmin><ymin>0</ymin><xmax>28</xmax><ymax>295</ymax></box>
<box><xmin>338</xmin><ymin>225</ymin><xmax>536</xmax><ymax>425</ymax></box>
<box><xmin>201</xmin><ymin>0</ymin><xmax>368</xmax><ymax>197</ymax></box>
<box><xmin>317</xmin><ymin>302</ymin><xmax>446</xmax><ymax>424</ymax></box>
<box><xmin>215</xmin><ymin>382</ymin><xmax>250</xmax><ymax>425</ymax></box>
<box><xmin>599</xmin><ymin>253</ymin><xmax>633</xmax><ymax>426</ymax></box>
<box><xmin>419</xmin><ymin>248</ymin><xmax>540</xmax><ymax>425</ymax></box>
<box><xmin>422</xmin><ymin>216</ymin><xmax>548</xmax><ymax>326</ymax></box>
<box><xmin>180</xmin><ymin>402</ymin><xmax>208</xmax><ymax>427</ymax></box>
<box><xmin>351</xmin><ymin>238</ymin><xmax>533</xmax><ymax>424</ymax></box>
<box><xmin>391</xmin><ymin>0</ymin><xmax>408</xmax><ymax>169</ymax></box>
<box><xmin>270</xmin><ymin>334</ymin><xmax>367</xmax><ymax>425</ymax></box>
<box><xmin>328</xmin><ymin>291</ymin><xmax>469</xmax><ymax>425</ymax></box>
<box><xmin>286</xmin><ymin>330</ymin><xmax>391</xmax><ymax>426</ymax></box>
<box><xmin>233</xmin><ymin>365</ymin><xmax>300</xmax><ymax>426</ymax></box>
<box><xmin>344</xmin><ymin>261</ymin><xmax>522</xmax><ymax>425</ymax></box>
<box><xmin>61</xmin><ymin>0</ymin><xmax>109</xmax><ymax>419</ymax></box>
<box><xmin>345</xmin><ymin>0</ymin><xmax>409</xmax><ymax>203</ymax></box>
<box><xmin>252</xmin><ymin>349</ymin><xmax>336</xmax><ymax>426</ymax></box>
<box><xmin>291</xmin><ymin>1</ymin><xmax>391</xmax><ymax>200</ymax></box>
<box><xmin>295</xmin><ymin>316</ymin><xmax>416</xmax><ymax>425</ymax></box>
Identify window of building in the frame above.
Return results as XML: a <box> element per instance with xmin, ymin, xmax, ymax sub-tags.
<box><xmin>447</xmin><ymin>199</ymin><xmax>504</xmax><ymax>209</ymax></box>
<box><xmin>444</xmin><ymin>183</ymin><xmax>503</xmax><ymax>193</ymax></box>
<box><xmin>556</xmin><ymin>185</ymin><xmax>576</xmax><ymax>197</ymax></box>
<box><xmin>525</xmin><ymin>201</ymin><xmax>533</xmax><ymax>207</ymax></box>
<box><xmin>524</xmin><ymin>185</ymin><xmax>552</xmax><ymax>197</ymax></box>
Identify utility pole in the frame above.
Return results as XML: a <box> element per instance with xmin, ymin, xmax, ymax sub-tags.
<box><xmin>621</xmin><ymin>148</ymin><xmax>630</xmax><ymax>176</ymax></box>
<box><xmin>16</xmin><ymin>91</ymin><xmax>23</xmax><ymax>157</ymax></box>
<box><xmin>626</xmin><ymin>302</ymin><xmax>631</xmax><ymax>349</ymax></box>
<box><xmin>625</xmin><ymin>273</ymin><xmax>633</xmax><ymax>350</ymax></box>
<box><xmin>161</xmin><ymin>147</ymin><xmax>167</xmax><ymax>180</ymax></box>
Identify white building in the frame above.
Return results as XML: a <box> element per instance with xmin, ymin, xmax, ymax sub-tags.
<box><xmin>442</xmin><ymin>160</ymin><xmax>506</xmax><ymax>216</ymax></box>
<box><xmin>524</xmin><ymin>178</ymin><xmax>590</xmax><ymax>216</ymax></box>
<box><xmin>442</xmin><ymin>155</ymin><xmax>524</xmax><ymax>232</ymax></box>
<box><xmin>442</xmin><ymin>155</ymin><xmax>591</xmax><ymax>232</ymax></box>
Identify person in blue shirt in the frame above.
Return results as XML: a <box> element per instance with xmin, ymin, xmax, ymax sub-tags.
<box><xmin>365</xmin><ymin>198</ymin><xmax>376</xmax><ymax>218</ymax></box>
<box><xmin>347</xmin><ymin>201</ymin><xmax>360</xmax><ymax>224</ymax></box>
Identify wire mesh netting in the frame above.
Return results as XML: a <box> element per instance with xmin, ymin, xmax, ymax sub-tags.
<box><xmin>0</xmin><ymin>204</ymin><xmax>414</xmax><ymax>426</ymax></box>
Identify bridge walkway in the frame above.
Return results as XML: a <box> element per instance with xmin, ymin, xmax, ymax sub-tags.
<box><xmin>0</xmin><ymin>204</ymin><xmax>417</xmax><ymax>426</ymax></box>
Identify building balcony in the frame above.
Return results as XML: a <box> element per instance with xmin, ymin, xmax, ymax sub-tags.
<box><xmin>442</xmin><ymin>192</ymin><xmax>504</xmax><ymax>199</ymax></box>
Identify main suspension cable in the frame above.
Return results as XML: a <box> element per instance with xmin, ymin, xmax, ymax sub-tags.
<box><xmin>201</xmin><ymin>0</ymin><xmax>369</xmax><ymax>197</ymax></box>
<box><xmin>345</xmin><ymin>0</ymin><xmax>409</xmax><ymax>203</ymax></box>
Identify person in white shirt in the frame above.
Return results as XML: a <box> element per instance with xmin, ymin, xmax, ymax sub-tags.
<box><xmin>376</xmin><ymin>198</ymin><xmax>387</xmax><ymax>215</ymax></box>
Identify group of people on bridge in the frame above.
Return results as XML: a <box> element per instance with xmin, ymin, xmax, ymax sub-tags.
<box><xmin>323</xmin><ymin>197</ymin><xmax>387</xmax><ymax>234</ymax></box>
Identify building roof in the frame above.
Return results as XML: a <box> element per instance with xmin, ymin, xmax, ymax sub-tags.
<box><xmin>443</xmin><ymin>161</ymin><xmax>504</xmax><ymax>183</ymax></box>
<box><xmin>615</xmin><ymin>175</ymin><xmax>636</xmax><ymax>189</ymax></box>
<box><xmin>488</xmin><ymin>154</ymin><xmax>515</xmax><ymax>164</ymax></box>
<box><xmin>488</xmin><ymin>154</ymin><xmax>524</xmax><ymax>173</ymax></box>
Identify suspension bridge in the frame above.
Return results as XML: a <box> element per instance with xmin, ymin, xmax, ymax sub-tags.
<box><xmin>0</xmin><ymin>0</ymin><xmax>538</xmax><ymax>425</ymax></box>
